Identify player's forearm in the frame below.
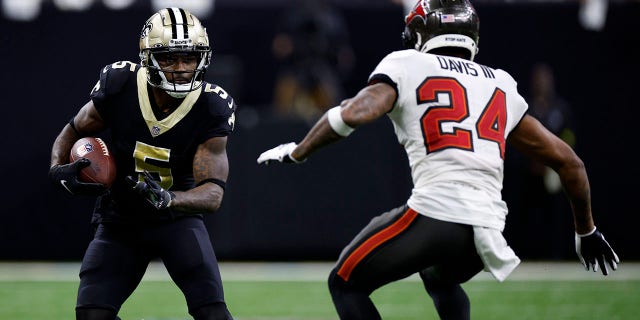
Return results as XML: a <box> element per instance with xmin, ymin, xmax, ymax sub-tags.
<box><xmin>293</xmin><ymin>84</ymin><xmax>394</xmax><ymax>160</ymax></box>
<box><xmin>292</xmin><ymin>114</ymin><xmax>343</xmax><ymax>160</ymax></box>
<box><xmin>557</xmin><ymin>159</ymin><xmax>595</xmax><ymax>234</ymax></box>
<box><xmin>50</xmin><ymin>125</ymin><xmax>78</xmax><ymax>167</ymax></box>
<box><xmin>171</xmin><ymin>184</ymin><xmax>224</xmax><ymax>214</ymax></box>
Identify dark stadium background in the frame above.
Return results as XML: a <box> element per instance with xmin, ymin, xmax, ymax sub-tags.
<box><xmin>1</xmin><ymin>0</ymin><xmax>637</xmax><ymax>262</ymax></box>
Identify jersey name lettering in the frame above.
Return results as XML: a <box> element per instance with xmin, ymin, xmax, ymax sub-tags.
<box><xmin>436</xmin><ymin>56</ymin><xmax>480</xmax><ymax>77</ymax></box>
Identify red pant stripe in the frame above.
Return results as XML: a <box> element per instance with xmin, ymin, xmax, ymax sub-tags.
<box><xmin>336</xmin><ymin>208</ymin><xmax>419</xmax><ymax>281</ymax></box>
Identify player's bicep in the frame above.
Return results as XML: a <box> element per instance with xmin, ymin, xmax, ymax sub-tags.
<box><xmin>193</xmin><ymin>136</ymin><xmax>229</xmax><ymax>184</ymax></box>
<box><xmin>342</xmin><ymin>82</ymin><xmax>396</xmax><ymax>126</ymax></box>
<box><xmin>74</xmin><ymin>100</ymin><xmax>106</xmax><ymax>135</ymax></box>
<box><xmin>507</xmin><ymin>114</ymin><xmax>574</xmax><ymax>170</ymax></box>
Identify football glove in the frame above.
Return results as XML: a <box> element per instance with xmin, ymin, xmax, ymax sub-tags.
<box><xmin>126</xmin><ymin>170</ymin><xmax>175</xmax><ymax>210</ymax></box>
<box><xmin>48</xmin><ymin>158</ymin><xmax>107</xmax><ymax>196</ymax></box>
<box><xmin>256</xmin><ymin>142</ymin><xmax>305</xmax><ymax>165</ymax></box>
<box><xmin>575</xmin><ymin>228</ymin><xmax>619</xmax><ymax>276</ymax></box>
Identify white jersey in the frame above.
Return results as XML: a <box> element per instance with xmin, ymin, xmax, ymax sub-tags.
<box><xmin>369</xmin><ymin>50</ymin><xmax>528</xmax><ymax>231</ymax></box>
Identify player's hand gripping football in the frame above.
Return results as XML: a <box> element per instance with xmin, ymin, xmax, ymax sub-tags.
<box><xmin>257</xmin><ymin>142</ymin><xmax>305</xmax><ymax>165</ymax></box>
<box><xmin>48</xmin><ymin>158</ymin><xmax>107</xmax><ymax>196</ymax></box>
<box><xmin>575</xmin><ymin>228</ymin><xmax>619</xmax><ymax>275</ymax></box>
<box><xmin>126</xmin><ymin>170</ymin><xmax>175</xmax><ymax>210</ymax></box>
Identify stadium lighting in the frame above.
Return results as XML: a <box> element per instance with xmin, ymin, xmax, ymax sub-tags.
<box><xmin>151</xmin><ymin>0</ymin><xmax>214</xmax><ymax>18</ymax></box>
<box><xmin>53</xmin><ymin>0</ymin><xmax>93</xmax><ymax>11</ymax></box>
<box><xmin>2</xmin><ymin>0</ymin><xmax>41</xmax><ymax>21</ymax></box>
<box><xmin>103</xmin><ymin>0</ymin><xmax>136</xmax><ymax>10</ymax></box>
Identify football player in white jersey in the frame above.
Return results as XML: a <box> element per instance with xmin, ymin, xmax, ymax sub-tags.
<box><xmin>257</xmin><ymin>0</ymin><xmax>619</xmax><ymax>319</ymax></box>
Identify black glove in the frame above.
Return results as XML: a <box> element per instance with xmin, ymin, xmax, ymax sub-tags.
<box><xmin>126</xmin><ymin>170</ymin><xmax>174</xmax><ymax>210</ymax></box>
<box><xmin>48</xmin><ymin>158</ymin><xmax>107</xmax><ymax>196</ymax></box>
<box><xmin>575</xmin><ymin>228</ymin><xmax>620</xmax><ymax>276</ymax></box>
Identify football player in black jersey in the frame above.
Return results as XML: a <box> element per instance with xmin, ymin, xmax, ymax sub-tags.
<box><xmin>49</xmin><ymin>7</ymin><xmax>235</xmax><ymax>320</ymax></box>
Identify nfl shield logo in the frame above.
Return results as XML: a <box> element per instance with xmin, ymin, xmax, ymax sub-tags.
<box><xmin>152</xmin><ymin>125</ymin><xmax>161</xmax><ymax>136</ymax></box>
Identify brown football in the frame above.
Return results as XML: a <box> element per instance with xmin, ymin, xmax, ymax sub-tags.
<box><xmin>69</xmin><ymin>137</ymin><xmax>116</xmax><ymax>187</ymax></box>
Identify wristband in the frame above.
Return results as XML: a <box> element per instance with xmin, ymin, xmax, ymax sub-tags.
<box><xmin>197</xmin><ymin>178</ymin><xmax>226</xmax><ymax>190</ymax></box>
<box><xmin>327</xmin><ymin>106</ymin><xmax>355</xmax><ymax>137</ymax></box>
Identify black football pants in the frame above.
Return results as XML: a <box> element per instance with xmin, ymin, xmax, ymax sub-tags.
<box><xmin>328</xmin><ymin>204</ymin><xmax>484</xmax><ymax>320</ymax></box>
<box><xmin>76</xmin><ymin>216</ymin><xmax>231</xmax><ymax>319</ymax></box>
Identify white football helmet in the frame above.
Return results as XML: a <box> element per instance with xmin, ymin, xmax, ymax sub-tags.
<box><xmin>139</xmin><ymin>7</ymin><xmax>211</xmax><ymax>98</ymax></box>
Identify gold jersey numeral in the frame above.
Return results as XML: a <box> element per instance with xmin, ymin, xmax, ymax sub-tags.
<box><xmin>133</xmin><ymin>141</ymin><xmax>173</xmax><ymax>189</ymax></box>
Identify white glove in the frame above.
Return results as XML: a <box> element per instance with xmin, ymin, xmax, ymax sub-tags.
<box><xmin>257</xmin><ymin>142</ymin><xmax>305</xmax><ymax>165</ymax></box>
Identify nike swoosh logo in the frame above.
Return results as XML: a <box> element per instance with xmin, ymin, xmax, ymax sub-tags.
<box><xmin>228</xmin><ymin>100</ymin><xmax>233</xmax><ymax>109</ymax></box>
<box><xmin>60</xmin><ymin>180</ymin><xmax>74</xmax><ymax>194</ymax></box>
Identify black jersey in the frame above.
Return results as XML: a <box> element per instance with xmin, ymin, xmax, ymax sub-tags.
<box><xmin>89</xmin><ymin>60</ymin><xmax>236</xmax><ymax>223</ymax></box>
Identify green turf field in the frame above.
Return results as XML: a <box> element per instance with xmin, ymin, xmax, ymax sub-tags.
<box><xmin>1</xmin><ymin>262</ymin><xmax>638</xmax><ymax>319</ymax></box>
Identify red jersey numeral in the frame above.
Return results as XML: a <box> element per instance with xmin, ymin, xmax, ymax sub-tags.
<box><xmin>417</xmin><ymin>77</ymin><xmax>507</xmax><ymax>159</ymax></box>
<box><xmin>477</xmin><ymin>89</ymin><xmax>507</xmax><ymax>158</ymax></box>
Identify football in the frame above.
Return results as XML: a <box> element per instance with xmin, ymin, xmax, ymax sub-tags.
<box><xmin>69</xmin><ymin>137</ymin><xmax>116</xmax><ymax>187</ymax></box>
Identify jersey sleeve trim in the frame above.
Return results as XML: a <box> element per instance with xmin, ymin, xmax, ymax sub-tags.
<box><xmin>368</xmin><ymin>73</ymin><xmax>399</xmax><ymax>113</ymax></box>
<box><xmin>509</xmin><ymin>112</ymin><xmax>529</xmax><ymax>135</ymax></box>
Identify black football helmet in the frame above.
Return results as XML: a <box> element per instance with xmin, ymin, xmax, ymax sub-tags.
<box><xmin>139</xmin><ymin>7</ymin><xmax>211</xmax><ymax>98</ymax></box>
<box><xmin>402</xmin><ymin>0</ymin><xmax>480</xmax><ymax>60</ymax></box>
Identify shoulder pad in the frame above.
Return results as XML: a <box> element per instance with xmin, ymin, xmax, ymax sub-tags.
<box><xmin>90</xmin><ymin>61</ymin><xmax>141</xmax><ymax>97</ymax></box>
<box><xmin>201</xmin><ymin>83</ymin><xmax>237</xmax><ymax>116</ymax></box>
<box><xmin>199</xmin><ymin>83</ymin><xmax>237</xmax><ymax>133</ymax></box>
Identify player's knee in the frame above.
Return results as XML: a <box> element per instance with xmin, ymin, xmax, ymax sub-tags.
<box><xmin>419</xmin><ymin>267</ymin><xmax>439</xmax><ymax>285</ymax></box>
<box><xmin>189</xmin><ymin>302</ymin><xmax>233</xmax><ymax>320</ymax></box>
<box><xmin>75</xmin><ymin>307</ymin><xmax>119</xmax><ymax>320</ymax></box>
<box><xmin>420</xmin><ymin>266</ymin><xmax>454</xmax><ymax>294</ymax></box>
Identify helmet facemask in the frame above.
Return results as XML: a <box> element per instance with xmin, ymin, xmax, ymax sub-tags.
<box><xmin>142</xmin><ymin>47</ymin><xmax>211</xmax><ymax>98</ymax></box>
<box><xmin>139</xmin><ymin>7</ymin><xmax>212</xmax><ymax>98</ymax></box>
